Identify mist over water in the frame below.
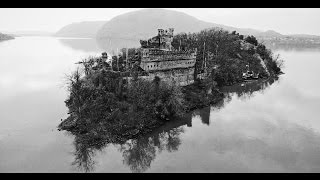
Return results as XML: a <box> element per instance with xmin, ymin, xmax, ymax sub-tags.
<box><xmin>1</xmin><ymin>36</ymin><xmax>320</xmax><ymax>172</ymax></box>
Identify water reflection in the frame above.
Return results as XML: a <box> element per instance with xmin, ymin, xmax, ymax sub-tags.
<box><xmin>220</xmin><ymin>77</ymin><xmax>279</xmax><ymax>101</ymax></box>
<box><xmin>72</xmin><ymin>135</ymin><xmax>97</xmax><ymax>172</ymax></box>
<box><xmin>199</xmin><ymin>107</ymin><xmax>210</xmax><ymax>126</ymax></box>
<box><xmin>96</xmin><ymin>38</ymin><xmax>140</xmax><ymax>54</ymax></box>
<box><xmin>120</xmin><ymin>127</ymin><xmax>183</xmax><ymax>173</ymax></box>
<box><xmin>58</xmin><ymin>38</ymin><xmax>103</xmax><ymax>53</ymax></box>
<box><xmin>57</xmin><ymin>37</ymin><xmax>141</xmax><ymax>55</ymax></box>
<box><xmin>70</xmin><ymin>77</ymin><xmax>278</xmax><ymax>172</ymax></box>
<box><xmin>71</xmin><ymin>125</ymin><xmax>186</xmax><ymax>173</ymax></box>
<box><xmin>70</xmin><ymin>110</ymin><xmax>192</xmax><ymax>173</ymax></box>
<box><xmin>2</xmin><ymin>37</ymin><xmax>320</xmax><ymax>172</ymax></box>
<box><xmin>197</xmin><ymin>116</ymin><xmax>320</xmax><ymax>172</ymax></box>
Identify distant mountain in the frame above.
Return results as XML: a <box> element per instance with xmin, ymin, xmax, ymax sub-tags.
<box><xmin>96</xmin><ymin>9</ymin><xmax>268</xmax><ymax>41</ymax></box>
<box><xmin>0</xmin><ymin>32</ymin><xmax>14</xmax><ymax>41</ymax></box>
<box><xmin>257</xmin><ymin>30</ymin><xmax>284</xmax><ymax>38</ymax></box>
<box><xmin>55</xmin><ymin>21</ymin><xmax>107</xmax><ymax>38</ymax></box>
<box><xmin>94</xmin><ymin>9</ymin><xmax>320</xmax><ymax>52</ymax></box>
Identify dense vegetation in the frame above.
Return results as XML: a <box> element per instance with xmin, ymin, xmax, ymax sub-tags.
<box><xmin>59</xmin><ymin>64</ymin><xmax>223</xmax><ymax>141</ymax></box>
<box><xmin>172</xmin><ymin>28</ymin><xmax>283</xmax><ymax>86</ymax></box>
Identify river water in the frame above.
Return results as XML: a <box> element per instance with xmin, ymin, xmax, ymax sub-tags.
<box><xmin>1</xmin><ymin>36</ymin><xmax>320</xmax><ymax>172</ymax></box>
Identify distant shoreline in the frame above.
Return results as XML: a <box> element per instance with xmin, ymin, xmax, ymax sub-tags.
<box><xmin>0</xmin><ymin>33</ymin><xmax>15</xmax><ymax>42</ymax></box>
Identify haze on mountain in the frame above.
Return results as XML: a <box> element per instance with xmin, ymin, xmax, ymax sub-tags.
<box><xmin>55</xmin><ymin>21</ymin><xmax>107</xmax><ymax>38</ymax></box>
<box><xmin>96</xmin><ymin>9</ymin><xmax>258</xmax><ymax>40</ymax></box>
<box><xmin>95</xmin><ymin>8</ymin><xmax>311</xmax><ymax>41</ymax></box>
<box><xmin>54</xmin><ymin>9</ymin><xmax>320</xmax><ymax>41</ymax></box>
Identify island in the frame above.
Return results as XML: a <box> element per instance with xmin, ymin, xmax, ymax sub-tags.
<box><xmin>58</xmin><ymin>27</ymin><xmax>283</xmax><ymax>146</ymax></box>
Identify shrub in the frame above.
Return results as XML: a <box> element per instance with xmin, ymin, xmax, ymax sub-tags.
<box><xmin>127</xmin><ymin>77</ymin><xmax>186</xmax><ymax>120</ymax></box>
<box><xmin>245</xmin><ymin>35</ymin><xmax>258</xmax><ymax>46</ymax></box>
<box><xmin>60</xmin><ymin>68</ymin><xmax>188</xmax><ymax>137</ymax></box>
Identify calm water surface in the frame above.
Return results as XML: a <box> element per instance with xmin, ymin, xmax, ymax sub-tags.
<box><xmin>1</xmin><ymin>37</ymin><xmax>320</xmax><ymax>172</ymax></box>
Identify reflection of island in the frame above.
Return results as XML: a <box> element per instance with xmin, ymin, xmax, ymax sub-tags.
<box><xmin>199</xmin><ymin>107</ymin><xmax>210</xmax><ymax>125</ymax></box>
<box><xmin>70</xmin><ymin>111</ymin><xmax>193</xmax><ymax>172</ymax></box>
<box><xmin>219</xmin><ymin>77</ymin><xmax>278</xmax><ymax>100</ymax></box>
<box><xmin>120</xmin><ymin>127</ymin><xmax>184</xmax><ymax>173</ymax></box>
<box><xmin>72</xmin><ymin>135</ymin><xmax>99</xmax><ymax>172</ymax></box>
<box><xmin>69</xmin><ymin>77</ymin><xmax>278</xmax><ymax>173</ymax></box>
<box><xmin>58</xmin><ymin>38</ymin><xmax>103</xmax><ymax>53</ymax></box>
<box><xmin>71</xmin><ymin>124</ymin><xmax>186</xmax><ymax>173</ymax></box>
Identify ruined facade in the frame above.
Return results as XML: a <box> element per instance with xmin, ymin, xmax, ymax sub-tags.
<box><xmin>137</xmin><ymin>28</ymin><xmax>197</xmax><ymax>86</ymax></box>
<box><xmin>140</xmin><ymin>28</ymin><xmax>174</xmax><ymax>50</ymax></box>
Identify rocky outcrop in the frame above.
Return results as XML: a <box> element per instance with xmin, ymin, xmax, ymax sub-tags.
<box><xmin>254</xmin><ymin>53</ymin><xmax>270</xmax><ymax>76</ymax></box>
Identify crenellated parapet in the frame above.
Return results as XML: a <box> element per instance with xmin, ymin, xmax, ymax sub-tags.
<box><xmin>141</xmin><ymin>48</ymin><xmax>196</xmax><ymax>61</ymax></box>
<box><xmin>140</xmin><ymin>28</ymin><xmax>174</xmax><ymax>50</ymax></box>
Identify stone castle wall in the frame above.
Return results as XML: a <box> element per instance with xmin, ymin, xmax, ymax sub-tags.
<box><xmin>144</xmin><ymin>67</ymin><xmax>195</xmax><ymax>86</ymax></box>
<box><xmin>126</xmin><ymin>67</ymin><xmax>195</xmax><ymax>86</ymax></box>
<box><xmin>133</xmin><ymin>28</ymin><xmax>197</xmax><ymax>86</ymax></box>
<box><xmin>140</xmin><ymin>49</ymin><xmax>197</xmax><ymax>72</ymax></box>
<box><xmin>140</xmin><ymin>59</ymin><xmax>195</xmax><ymax>71</ymax></box>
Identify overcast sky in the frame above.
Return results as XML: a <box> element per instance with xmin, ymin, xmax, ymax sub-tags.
<box><xmin>0</xmin><ymin>8</ymin><xmax>319</xmax><ymax>35</ymax></box>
